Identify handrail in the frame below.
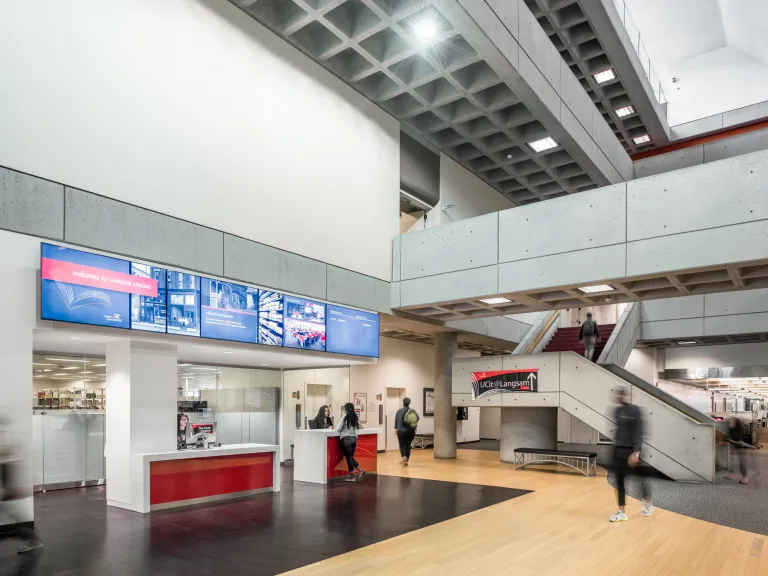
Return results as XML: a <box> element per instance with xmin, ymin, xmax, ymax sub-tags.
<box><xmin>524</xmin><ymin>310</ymin><xmax>560</xmax><ymax>354</ymax></box>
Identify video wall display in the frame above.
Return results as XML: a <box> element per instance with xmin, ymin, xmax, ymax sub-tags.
<box><xmin>258</xmin><ymin>291</ymin><xmax>284</xmax><ymax>346</ymax></box>
<box><xmin>201</xmin><ymin>278</ymin><xmax>258</xmax><ymax>343</ymax></box>
<box><xmin>167</xmin><ymin>272</ymin><xmax>201</xmax><ymax>337</ymax></box>
<box><xmin>40</xmin><ymin>243</ymin><xmax>379</xmax><ymax>357</ymax></box>
<box><xmin>130</xmin><ymin>263</ymin><xmax>167</xmax><ymax>333</ymax></box>
<box><xmin>284</xmin><ymin>296</ymin><xmax>326</xmax><ymax>351</ymax></box>
<box><xmin>327</xmin><ymin>305</ymin><xmax>380</xmax><ymax>358</ymax></box>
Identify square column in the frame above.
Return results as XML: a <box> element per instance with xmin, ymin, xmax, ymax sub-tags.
<box><xmin>434</xmin><ymin>332</ymin><xmax>457</xmax><ymax>459</ymax></box>
<box><xmin>106</xmin><ymin>341</ymin><xmax>177</xmax><ymax>511</ymax></box>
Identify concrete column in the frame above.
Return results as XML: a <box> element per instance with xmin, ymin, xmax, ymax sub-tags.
<box><xmin>433</xmin><ymin>332</ymin><xmax>457</xmax><ymax>459</ymax></box>
<box><xmin>106</xmin><ymin>340</ymin><xmax>178</xmax><ymax>511</ymax></box>
<box><xmin>500</xmin><ymin>407</ymin><xmax>557</xmax><ymax>464</ymax></box>
<box><xmin>0</xmin><ymin>232</ymin><xmax>37</xmax><ymax>529</ymax></box>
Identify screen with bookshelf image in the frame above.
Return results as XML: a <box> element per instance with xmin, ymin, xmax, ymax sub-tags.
<box><xmin>283</xmin><ymin>296</ymin><xmax>326</xmax><ymax>351</ymax></box>
<box><xmin>167</xmin><ymin>271</ymin><xmax>201</xmax><ymax>337</ymax></box>
<box><xmin>258</xmin><ymin>290</ymin><xmax>284</xmax><ymax>346</ymax></box>
<box><xmin>130</xmin><ymin>263</ymin><xmax>167</xmax><ymax>333</ymax></box>
<box><xmin>200</xmin><ymin>278</ymin><xmax>259</xmax><ymax>343</ymax></box>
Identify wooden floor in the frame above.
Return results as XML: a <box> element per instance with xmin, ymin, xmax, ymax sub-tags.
<box><xmin>284</xmin><ymin>449</ymin><xmax>767</xmax><ymax>576</ymax></box>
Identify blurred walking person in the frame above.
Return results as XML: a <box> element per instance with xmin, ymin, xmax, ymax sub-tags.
<box><xmin>609</xmin><ymin>388</ymin><xmax>652</xmax><ymax>522</ymax></box>
<box><xmin>728</xmin><ymin>415</ymin><xmax>750</xmax><ymax>484</ymax></box>
<box><xmin>0</xmin><ymin>415</ymin><xmax>43</xmax><ymax>575</ymax></box>
<box><xmin>580</xmin><ymin>312</ymin><xmax>600</xmax><ymax>361</ymax></box>
<box><xmin>394</xmin><ymin>398</ymin><xmax>419</xmax><ymax>466</ymax></box>
<box><xmin>337</xmin><ymin>403</ymin><xmax>366</xmax><ymax>482</ymax></box>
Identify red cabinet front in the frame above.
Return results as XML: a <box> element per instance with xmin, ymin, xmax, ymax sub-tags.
<box><xmin>326</xmin><ymin>434</ymin><xmax>378</xmax><ymax>479</ymax></box>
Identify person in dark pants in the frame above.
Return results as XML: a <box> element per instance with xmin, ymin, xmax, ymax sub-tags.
<box><xmin>609</xmin><ymin>388</ymin><xmax>651</xmax><ymax>522</ymax></box>
<box><xmin>394</xmin><ymin>397</ymin><xmax>419</xmax><ymax>466</ymax></box>
<box><xmin>337</xmin><ymin>403</ymin><xmax>366</xmax><ymax>483</ymax></box>
<box><xmin>728</xmin><ymin>415</ymin><xmax>749</xmax><ymax>484</ymax></box>
<box><xmin>579</xmin><ymin>312</ymin><xmax>600</xmax><ymax>361</ymax></box>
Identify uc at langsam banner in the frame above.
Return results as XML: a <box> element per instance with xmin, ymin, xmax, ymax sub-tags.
<box><xmin>471</xmin><ymin>369</ymin><xmax>539</xmax><ymax>400</ymax></box>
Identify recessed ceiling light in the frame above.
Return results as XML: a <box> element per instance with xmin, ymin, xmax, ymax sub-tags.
<box><xmin>578</xmin><ymin>285</ymin><xmax>614</xmax><ymax>293</ymax></box>
<box><xmin>678</xmin><ymin>341</ymin><xmax>697</xmax><ymax>345</ymax></box>
<box><xmin>32</xmin><ymin>363</ymin><xmax>54</xmax><ymax>366</ymax></box>
<box><xmin>46</xmin><ymin>358</ymin><xmax>88</xmax><ymax>363</ymax></box>
<box><xmin>593</xmin><ymin>69</ymin><xmax>616</xmax><ymax>83</ymax></box>
<box><xmin>43</xmin><ymin>369</ymin><xmax>52</xmax><ymax>372</ymax></box>
<box><xmin>62</xmin><ymin>366</ymin><xmax>80</xmax><ymax>370</ymax></box>
<box><xmin>92</xmin><ymin>363</ymin><xmax>106</xmax><ymax>367</ymax></box>
<box><xmin>633</xmin><ymin>134</ymin><xmax>651</xmax><ymax>145</ymax></box>
<box><xmin>528</xmin><ymin>137</ymin><xmax>558</xmax><ymax>153</ymax></box>
<box><xmin>480</xmin><ymin>297</ymin><xmax>512</xmax><ymax>305</ymax></box>
<box><xmin>413</xmin><ymin>19</ymin><xmax>438</xmax><ymax>42</ymax></box>
<box><xmin>615</xmin><ymin>105</ymin><xmax>635</xmax><ymax>117</ymax></box>
<box><xmin>261</xmin><ymin>363</ymin><xmax>269</xmax><ymax>367</ymax></box>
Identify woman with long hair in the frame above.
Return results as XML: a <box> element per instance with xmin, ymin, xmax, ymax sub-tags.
<box><xmin>313</xmin><ymin>405</ymin><xmax>334</xmax><ymax>430</ymax></box>
<box><xmin>336</xmin><ymin>402</ymin><xmax>365</xmax><ymax>482</ymax></box>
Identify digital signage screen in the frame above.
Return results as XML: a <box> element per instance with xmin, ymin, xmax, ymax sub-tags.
<box><xmin>200</xmin><ymin>278</ymin><xmax>259</xmax><ymax>343</ymax></box>
<box><xmin>130</xmin><ymin>263</ymin><xmax>167</xmax><ymax>333</ymax></box>
<box><xmin>326</xmin><ymin>305</ymin><xmax>380</xmax><ymax>357</ymax></box>
<box><xmin>40</xmin><ymin>243</ymin><xmax>156</xmax><ymax>329</ymax></box>
<box><xmin>258</xmin><ymin>290</ymin><xmax>284</xmax><ymax>346</ymax></box>
<box><xmin>283</xmin><ymin>296</ymin><xmax>326</xmax><ymax>351</ymax></box>
<box><xmin>166</xmin><ymin>271</ymin><xmax>201</xmax><ymax>337</ymax></box>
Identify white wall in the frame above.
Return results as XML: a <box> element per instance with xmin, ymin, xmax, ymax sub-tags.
<box><xmin>0</xmin><ymin>0</ymin><xmax>399</xmax><ymax>281</ymax></box>
<box><xmin>480</xmin><ymin>407</ymin><xmax>501</xmax><ymax>440</ymax></box>
<box><xmin>430</xmin><ymin>155</ymin><xmax>514</xmax><ymax>227</ymax></box>
<box><xmin>665</xmin><ymin>343</ymin><xmax>768</xmax><ymax>368</ymax></box>
<box><xmin>664</xmin><ymin>47</ymin><xmax>768</xmax><ymax>126</ymax></box>
<box><xmin>625</xmin><ymin>348</ymin><xmax>656</xmax><ymax>384</ymax></box>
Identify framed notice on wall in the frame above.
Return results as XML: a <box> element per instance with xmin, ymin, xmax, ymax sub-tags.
<box><xmin>423</xmin><ymin>388</ymin><xmax>435</xmax><ymax>417</ymax></box>
<box><xmin>353</xmin><ymin>392</ymin><xmax>367</xmax><ymax>423</ymax></box>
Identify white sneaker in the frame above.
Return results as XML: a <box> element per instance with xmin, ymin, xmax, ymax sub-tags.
<box><xmin>609</xmin><ymin>511</ymin><xmax>628</xmax><ymax>523</ymax></box>
<box><xmin>643</xmin><ymin>502</ymin><xmax>652</xmax><ymax>516</ymax></box>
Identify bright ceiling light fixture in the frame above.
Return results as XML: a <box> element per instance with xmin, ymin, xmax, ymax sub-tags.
<box><xmin>578</xmin><ymin>284</ymin><xmax>614</xmax><ymax>293</ymax></box>
<box><xmin>480</xmin><ymin>297</ymin><xmax>512</xmax><ymax>305</ymax></box>
<box><xmin>633</xmin><ymin>134</ymin><xmax>651</xmax><ymax>145</ymax></box>
<box><xmin>678</xmin><ymin>341</ymin><xmax>697</xmax><ymax>345</ymax></box>
<box><xmin>528</xmin><ymin>137</ymin><xmax>558</xmax><ymax>153</ymax></box>
<box><xmin>593</xmin><ymin>69</ymin><xmax>615</xmax><ymax>83</ymax></box>
<box><xmin>413</xmin><ymin>19</ymin><xmax>438</xmax><ymax>43</ymax></box>
<box><xmin>615</xmin><ymin>105</ymin><xmax>635</xmax><ymax>117</ymax></box>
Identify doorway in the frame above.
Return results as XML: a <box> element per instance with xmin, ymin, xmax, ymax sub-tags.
<box><xmin>386</xmin><ymin>387</ymin><xmax>405</xmax><ymax>452</ymax></box>
<box><xmin>305</xmin><ymin>384</ymin><xmax>333</xmax><ymax>427</ymax></box>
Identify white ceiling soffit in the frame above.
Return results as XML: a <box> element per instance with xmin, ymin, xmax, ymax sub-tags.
<box><xmin>33</xmin><ymin>327</ymin><xmax>372</xmax><ymax>369</ymax></box>
<box><xmin>230</xmin><ymin>0</ymin><xmax>607</xmax><ymax>205</ymax></box>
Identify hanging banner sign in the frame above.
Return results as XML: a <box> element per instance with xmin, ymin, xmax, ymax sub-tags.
<box><xmin>471</xmin><ymin>369</ymin><xmax>538</xmax><ymax>400</ymax></box>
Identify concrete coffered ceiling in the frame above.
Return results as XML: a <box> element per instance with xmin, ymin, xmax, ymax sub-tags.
<box><xmin>230</xmin><ymin>0</ymin><xmax>626</xmax><ymax>205</ymax></box>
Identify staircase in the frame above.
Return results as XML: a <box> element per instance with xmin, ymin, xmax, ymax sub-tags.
<box><xmin>544</xmin><ymin>324</ymin><xmax>616</xmax><ymax>358</ymax></box>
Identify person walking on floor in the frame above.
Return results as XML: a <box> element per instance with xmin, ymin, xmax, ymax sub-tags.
<box><xmin>394</xmin><ymin>397</ymin><xmax>419</xmax><ymax>466</ymax></box>
<box><xmin>609</xmin><ymin>387</ymin><xmax>652</xmax><ymax>522</ymax></box>
<box><xmin>337</xmin><ymin>403</ymin><xmax>366</xmax><ymax>483</ymax></box>
<box><xmin>580</xmin><ymin>312</ymin><xmax>600</xmax><ymax>361</ymax></box>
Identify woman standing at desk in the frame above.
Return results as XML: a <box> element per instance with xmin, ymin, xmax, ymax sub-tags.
<box><xmin>312</xmin><ymin>406</ymin><xmax>334</xmax><ymax>430</ymax></box>
<box><xmin>337</xmin><ymin>403</ymin><xmax>366</xmax><ymax>483</ymax></box>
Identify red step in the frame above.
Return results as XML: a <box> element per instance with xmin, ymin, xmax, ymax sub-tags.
<box><xmin>544</xmin><ymin>324</ymin><xmax>616</xmax><ymax>356</ymax></box>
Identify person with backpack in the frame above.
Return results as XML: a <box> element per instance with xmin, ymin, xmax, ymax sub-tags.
<box><xmin>337</xmin><ymin>403</ymin><xmax>366</xmax><ymax>482</ymax></box>
<box><xmin>579</xmin><ymin>311</ymin><xmax>600</xmax><ymax>361</ymax></box>
<box><xmin>394</xmin><ymin>397</ymin><xmax>419</xmax><ymax>466</ymax></box>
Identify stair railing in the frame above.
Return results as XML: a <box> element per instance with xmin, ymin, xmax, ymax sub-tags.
<box><xmin>512</xmin><ymin>310</ymin><xmax>561</xmax><ymax>354</ymax></box>
<box><xmin>596</xmin><ymin>302</ymin><xmax>640</xmax><ymax>366</ymax></box>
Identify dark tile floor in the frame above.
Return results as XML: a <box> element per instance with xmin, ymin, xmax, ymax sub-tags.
<box><xmin>0</xmin><ymin>469</ymin><xmax>528</xmax><ymax>576</ymax></box>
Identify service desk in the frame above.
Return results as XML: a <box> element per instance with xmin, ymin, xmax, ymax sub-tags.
<box><xmin>124</xmin><ymin>443</ymin><xmax>280</xmax><ymax>513</ymax></box>
<box><xmin>294</xmin><ymin>429</ymin><xmax>379</xmax><ymax>484</ymax></box>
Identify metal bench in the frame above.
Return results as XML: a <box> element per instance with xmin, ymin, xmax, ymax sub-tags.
<box><xmin>412</xmin><ymin>433</ymin><xmax>434</xmax><ymax>450</ymax></box>
<box><xmin>513</xmin><ymin>448</ymin><xmax>597</xmax><ymax>477</ymax></box>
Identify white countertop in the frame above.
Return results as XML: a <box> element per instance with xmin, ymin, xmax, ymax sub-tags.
<box><xmin>294</xmin><ymin>429</ymin><xmax>380</xmax><ymax>437</ymax></box>
<box><xmin>137</xmin><ymin>443</ymin><xmax>279</xmax><ymax>462</ymax></box>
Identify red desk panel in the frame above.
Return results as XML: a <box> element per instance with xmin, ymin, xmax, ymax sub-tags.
<box><xmin>150</xmin><ymin>452</ymin><xmax>273</xmax><ymax>505</ymax></box>
<box><xmin>327</xmin><ymin>434</ymin><xmax>378</xmax><ymax>479</ymax></box>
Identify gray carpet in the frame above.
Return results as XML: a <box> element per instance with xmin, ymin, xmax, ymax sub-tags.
<box><xmin>613</xmin><ymin>452</ymin><xmax>768</xmax><ymax>535</ymax></box>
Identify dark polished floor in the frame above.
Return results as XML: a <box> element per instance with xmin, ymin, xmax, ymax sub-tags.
<box><xmin>0</xmin><ymin>469</ymin><xmax>527</xmax><ymax>576</ymax></box>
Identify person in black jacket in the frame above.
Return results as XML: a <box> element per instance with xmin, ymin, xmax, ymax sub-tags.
<box><xmin>394</xmin><ymin>398</ymin><xmax>418</xmax><ymax>466</ymax></box>
<box><xmin>312</xmin><ymin>406</ymin><xmax>334</xmax><ymax>430</ymax></box>
<box><xmin>609</xmin><ymin>388</ymin><xmax>651</xmax><ymax>522</ymax></box>
<box><xmin>579</xmin><ymin>312</ymin><xmax>600</xmax><ymax>361</ymax></box>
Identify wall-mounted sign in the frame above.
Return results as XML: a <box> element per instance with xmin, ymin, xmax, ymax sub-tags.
<box><xmin>471</xmin><ymin>369</ymin><xmax>538</xmax><ymax>400</ymax></box>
